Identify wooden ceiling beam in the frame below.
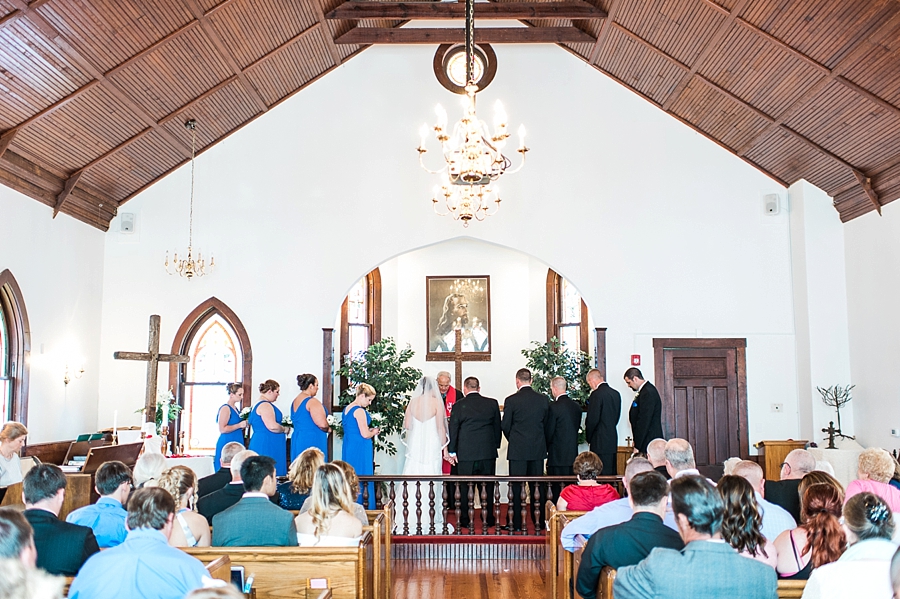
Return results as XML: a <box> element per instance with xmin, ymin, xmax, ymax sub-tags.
<box><xmin>105</xmin><ymin>21</ymin><xmax>202</xmax><ymax>78</ymax></box>
<box><xmin>0</xmin><ymin>128</ymin><xmax>18</xmax><ymax>161</ymax></box>
<box><xmin>853</xmin><ymin>169</ymin><xmax>882</xmax><ymax>215</ymax></box>
<box><xmin>661</xmin><ymin>0</ymin><xmax>751</xmax><ymax>111</ymax></box>
<box><xmin>52</xmin><ymin>170</ymin><xmax>84</xmax><ymax>218</ymax></box>
<box><xmin>326</xmin><ymin>1</ymin><xmax>606</xmax><ymax>20</ymax></box>
<box><xmin>334</xmin><ymin>26</ymin><xmax>595</xmax><ymax>44</ymax></box>
<box><xmin>310</xmin><ymin>0</ymin><xmax>343</xmax><ymax>69</ymax></box>
<box><xmin>0</xmin><ymin>0</ymin><xmax>50</xmax><ymax>31</ymax></box>
<box><xmin>587</xmin><ymin>0</ymin><xmax>621</xmax><ymax>64</ymax></box>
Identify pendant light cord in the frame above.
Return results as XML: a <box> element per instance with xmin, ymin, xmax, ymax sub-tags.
<box><xmin>465</xmin><ymin>0</ymin><xmax>474</xmax><ymax>85</ymax></box>
<box><xmin>187</xmin><ymin>120</ymin><xmax>196</xmax><ymax>250</ymax></box>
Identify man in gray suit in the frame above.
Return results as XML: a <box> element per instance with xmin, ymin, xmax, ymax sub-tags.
<box><xmin>212</xmin><ymin>456</ymin><xmax>297</xmax><ymax>547</ymax></box>
<box><xmin>614</xmin><ymin>475</ymin><xmax>777</xmax><ymax>599</ymax></box>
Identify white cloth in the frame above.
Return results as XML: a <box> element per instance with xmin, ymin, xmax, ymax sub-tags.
<box><xmin>757</xmin><ymin>494</ymin><xmax>796</xmax><ymax>542</ymax></box>
<box><xmin>801</xmin><ymin>538</ymin><xmax>897</xmax><ymax>599</ymax></box>
<box><xmin>560</xmin><ymin>497</ymin><xmax>679</xmax><ymax>551</ymax></box>
<box><xmin>395</xmin><ymin>377</ymin><xmax>451</xmax><ymax>534</ymax></box>
<box><xmin>808</xmin><ymin>442</ymin><xmax>865</xmax><ymax>489</ymax></box>
<box><xmin>165</xmin><ymin>456</ymin><xmax>215</xmax><ymax>479</ymax></box>
<box><xmin>0</xmin><ymin>453</ymin><xmax>22</xmax><ymax>487</ymax></box>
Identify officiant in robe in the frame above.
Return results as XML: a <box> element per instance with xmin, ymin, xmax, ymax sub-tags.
<box><xmin>437</xmin><ymin>371</ymin><xmax>459</xmax><ymax>508</ymax></box>
<box><xmin>448</xmin><ymin>377</ymin><xmax>501</xmax><ymax>530</ymax></box>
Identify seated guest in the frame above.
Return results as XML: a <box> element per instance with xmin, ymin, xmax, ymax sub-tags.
<box><xmin>846</xmin><ymin>448</ymin><xmax>900</xmax><ymax>512</ymax></box>
<box><xmin>765</xmin><ymin>448</ymin><xmax>815</xmax><ymax>522</ymax></box>
<box><xmin>278</xmin><ymin>447</ymin><xmax>324</xmax><ymax>509</ymax></box>
<box><xmin>0</xmin><ymin>422</ymin><xmax>27</xmax><ymax>488</ymax></box>
<box><xmin>0</xmin><ymin>558</ymin><xmax>64</xmax><ymax>599</ymax></box>
<box><xmin>646</xmin><ymin>438</ymin><xmax>670</xmax><ymax>480</ymax></box>
<box><xmin>731</xmin><ymin>460</ymin><xmax>796</xmax><ymax>542</ymax></box>
<box><xmin>561</xmin><ymin>458</ymin><xmax>677</xmax><ymax>551</ymax></box>
<box><xmin>0</xmin><ymin>508</ymin><xmax>37</xmax><ymax>567</ymax></box>
<box><xmin>198</xmin><ymin>441</ymin><xmax>244</xmax><ymax>498</ymax></box>
<box><xmin>889</xmin><ymin>455</ymin><xmax>900</xmax><ymax>491</ymax></box>
<box><xmin>664</xmin><ymin>438</ymin><xmax>705</xmax><ymax>480</ymax></box>
<box><xmin>300</xmin><ymin>460</ymin><xmax>369</xmax><ymax>526</ymax></box>
<box><xmin>295</xmin><ymin>463</ymin><xmax>363</xmax><ymax>545</ymax></box>
<box><xmin>212</xmin><ymin>455</ymin><xmax>297</xmax><ymax>547</ymax></box>
<box><xmin>133</xmin><ymin>452</ymin><xmax>167</xmax><ymax>488</ymax></box>
<box><xmin>22</xmin><ymin>464</ymin><xmax>98</xmax><ymax>576</ymax></box>
<box><xmin>157</xmin><ymin>466</ymin><xmax>210</xmax><ymax>547</ymax></box>
<box><xmin>717</xmin><ymin>475</ymin><xmax>777</xmax><ymax>567</ymax></box>
<box><xmin>575</xmin><ymin>471</ymin><xmax>683</xmax><ymax>599</ymax></box>
<box><xmin>68</xmin><ymin>488</ymin><xmax>208</xmax><ymax>599</ymax></box>
<box><xmin>803</xmin><ymin>492</ymin><xmax>896</xmax><ymax>599</ymax></box>
<box><xmin>65</xmin><ymin>460</ymin><xmax>133</xmax><ymax>548</ymax></box>
<box><xmin>556</xmin><ymin>452</ymin><xmax>620</xmax><ymax>511</ymax></box>
<box><xmin>198</xmin><ymin>450</ymin><xmax>257</xmax><ymax>521</ymax></box>
<box><xmin>773</xmin><ymin>482</ymin><xmax>844</xmax><ymax>580</ymax></box>
<box><xmin>614</xmin><ymin>475</ymin><xmax>777</xmax><ymax>599</ymax></box>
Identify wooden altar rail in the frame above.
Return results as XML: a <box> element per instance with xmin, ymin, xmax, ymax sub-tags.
<box><xmin>358</xmin><ymin>475</ymin><xmax>624</xmax><ymax>536</ymax></box>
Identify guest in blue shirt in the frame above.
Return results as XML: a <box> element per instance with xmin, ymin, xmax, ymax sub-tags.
<box><xmin>69</xmin><ymin>487</ymin><xmax>207</xmax><ymax>599</ymax></box>
<box><xmin>66</xmin><ymin>460</ymin><xmax>133</xmax><ymax>548</ymax></box>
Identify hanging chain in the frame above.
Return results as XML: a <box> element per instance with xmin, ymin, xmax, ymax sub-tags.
<box><xmin>186</xmin><ymin>120</ymin><xmax>197</xmax><ymax>249</ymax></box>
<box><xmin>465</xmin><ymin>0</ymin><xmax>474</xmax><ymax>85</ymax></box>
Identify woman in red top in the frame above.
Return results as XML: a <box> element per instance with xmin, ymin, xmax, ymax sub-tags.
<box><xmin>556</xmin><ymin>451</ymin><xmax>620</xmax><ymax>511</ymax></box>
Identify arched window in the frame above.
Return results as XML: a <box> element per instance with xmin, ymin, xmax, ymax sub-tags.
<box><xmin>340</xmin><ymin>268</ymin><xmax>382</xmax><ymax>361</ymax></box>
<box><xmin>547</xmin><ymin>269</ymin><xmax>589</xmax><ymax>353</ymax></box>
<box><xmin>0</xmin><ymin>270</ymin><xmax>30</xmax><ymax>424</ymax></box>
<box><xmin>168</xmin><ymin>298</ymin><xmax>252</xmax><ymax>453</ymax></box>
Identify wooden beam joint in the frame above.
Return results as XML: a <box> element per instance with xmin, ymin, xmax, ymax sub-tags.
<box><xmin>326</xmin><ymin>1</ymin><xmax>606</xmax><ymax>20</ymax></box>
<box><xmin>53</xmin><ymin>169</ymin><xmax>84</xmax><ymax>218</ymax></box>
<box><xmin>853</xmin><ymin>169</ymin><xmax>882</xmax><ymax>215</ymax></box>
<box><xmin>335</xmin><ymin>26</ymin><xmax>596</xmax><ymax>44</ymax></box>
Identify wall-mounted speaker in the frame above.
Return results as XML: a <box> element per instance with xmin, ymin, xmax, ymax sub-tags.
<box><xmin>120</xmin><ymin>213</ymin><xmax>135</xmax><ymax>233</ymax></box>
<box><xmin>763</xmin><ymin>194</ymin><xmax>780</xmax><ymax>215</ymax></box>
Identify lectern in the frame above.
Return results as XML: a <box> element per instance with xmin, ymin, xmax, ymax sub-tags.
<box><xmin>755</xmin><ymin>440</ymin><xmax>808</xmax><ymax>481</ymax></box>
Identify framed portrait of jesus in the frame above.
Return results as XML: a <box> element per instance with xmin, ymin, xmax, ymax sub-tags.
<box><xmin>425</xmin><ymin>276</ymin><xmax>491</xmax><ymax>361</ymax></box>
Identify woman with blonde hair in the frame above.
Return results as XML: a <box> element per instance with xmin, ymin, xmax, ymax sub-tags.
<box><xmin>157</xmin><ymin>465</ymin><xmax>210</xmax><ymax>547</ymax></box>
<box><xmin>0</xmin><ymin>422</ymin><xmax>27</xmax><ymax>487</ymax></box>
<box><xmin>133</xmin><ymin>452</ymin><xmax>167</xmax><ymax>488</ymax></box>
<box><xmin>295</xmin><ymin>463</ymin><xmax>363</xmax><ymax>545</ymax></box>
<box><xmin>214</xmin><ymin>382</ymin><xmax>247</xmax><ymax>470</ymax></box>
<box><xmin>277</xmin><ymin>447</ymin><xmax>324</xmax><ymax>509</ymax></box>
<box><xmin>298</xmin><ymin>460</ymin><xmax>368</xmax><ymax>525</ymax></box>
<box><xmin>846</xmin><ymin>448</ymin><xmax>900</xmax><ymax>512</ymax></box>
<box><xmin>342</xmin><ymin>383</ymin><xmax>380</xmax><ymax>508</ymax></box>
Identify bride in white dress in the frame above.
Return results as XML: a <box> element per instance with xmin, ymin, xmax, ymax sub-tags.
<box><xmin>395</xmin><ymin>376</ymin><xmax>452</xmax><ymax>534</ymax></box>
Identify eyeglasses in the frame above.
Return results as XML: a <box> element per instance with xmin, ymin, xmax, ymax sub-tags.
<box><xmin>780</xmin><ymin>462</ymin><xmax>792</xmax><ymax>474</ymax></box>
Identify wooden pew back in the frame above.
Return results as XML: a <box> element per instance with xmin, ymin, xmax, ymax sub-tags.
<box><xmin>777</xmin><ymin>580</ymin><xmax>806</xmax><ymax>598</ymax></box>
<box><xmin>184</xmin><ymin>532</ymin><xmax>374</xmax><ymax>599</ymax></box>
<box><xmin>205</xmin><ymin>555</ymin><xmax>232</xmax><ymax>583</ymax></box>
<box><xmin>366</xmin><ymin>499</ymin><xmax>392</xmax><ymax>599</ymax></box>
<box><xmin>546</xmin><ymin>503</ymin><xmax>588</xmax><ymax>599</ymax></box>
<box><xmin>598</xmin><ymin>567</ymin><xmax>616</xmax><ymax>599</ymax></box>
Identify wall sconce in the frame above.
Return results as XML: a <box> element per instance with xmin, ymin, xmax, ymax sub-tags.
<box><xmin>63</xmin><ymin>363</ymin><xmax>84</xmax><ymax>386</ymax></box>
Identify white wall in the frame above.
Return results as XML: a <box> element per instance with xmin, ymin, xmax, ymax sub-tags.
<box><xmin>0</xmin><ymin>186</ymin><xmax>105</xmax><ymax>442</ymax></box>
<box><xmin>92</xmin><ymin>42</ymin><xmax>801</xmax><ymax>459</ymax></box>
<box><xmin>845</xmin><ymin>201</ymin><xmax>900</xmax><ymax>450</ymax></box>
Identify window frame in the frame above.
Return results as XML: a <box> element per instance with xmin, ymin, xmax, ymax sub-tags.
<box><xmin>546</xmin><ymin>269</ymin><xmax>589</xmax><ymax>353</ymax></box>
<box><xmin>338</xmin><ymin>269</ymin><xmax>382</xmax><ymax>406</ymax></box>
<box><xmin>0</xmin><ymin>270</ymin><xmax>30</xmax><ymax>425</ymax></box>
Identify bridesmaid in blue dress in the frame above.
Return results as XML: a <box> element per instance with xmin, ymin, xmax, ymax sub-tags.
<box><xmin>342</xmin><ymin>383</ymin><xmax>380</xmax><ymax>508</ymax></box>
<box><xmin>291</xmin><ymin>374</ymin><xmax>330</xmax><ymax>462</ymax></box>
<box><xmin>248</xmin><ymin>379</ymin><xmax>288</xmax><ymax>476</ymax></box>
<box><xmin>214</xmin><ymin>383</ymin><xmax>247</xmax><ymax>469</ymax></box>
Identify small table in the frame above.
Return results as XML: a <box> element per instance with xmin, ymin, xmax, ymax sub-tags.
<box><xmin>165</xmin><ymin>456</ymin><xmax>215</xmax><ymax>478</ymax></box>
<box><xmin>808</xmin><ymin>438</ymin><xmax>865</xmax><ymax>488</ymax></box>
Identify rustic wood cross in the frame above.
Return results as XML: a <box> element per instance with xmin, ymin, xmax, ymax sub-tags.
<box><xmin>432</xmin><ymin>329</ymin><xmax>491</xmax><ymax>390</ymax></box>
<box><xmin>113</xmin><ymin>315</ymin><xmax>189</xmax><ymax>423</ymax></box>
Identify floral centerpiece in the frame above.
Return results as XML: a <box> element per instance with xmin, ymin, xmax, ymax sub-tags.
<box><xmin>136</xmin><ymin>389</ymin><xmax>183</xmax><ymax>434</ymax></box>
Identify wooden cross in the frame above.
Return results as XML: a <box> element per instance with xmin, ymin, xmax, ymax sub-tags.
<box><xmin>113</xmin><ymin>315</ymin><xmax>189</xmax><ymax>422</ymax></box>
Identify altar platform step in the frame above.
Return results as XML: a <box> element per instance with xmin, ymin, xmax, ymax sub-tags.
<box><xmin>392</xmin><ymin>537</ymin><xmax>545</xmax><ymax>560</ymax></box>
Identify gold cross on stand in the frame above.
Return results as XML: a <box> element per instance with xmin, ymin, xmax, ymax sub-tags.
<box><xmin>426</xmin><ymin>328</ymin><xmax>490</xmax><ymax>390</ymax></box>
<box><xmin>113</xmin><ymin>315</ymin><xmax>190</xmax><ymax>423</ymax></box>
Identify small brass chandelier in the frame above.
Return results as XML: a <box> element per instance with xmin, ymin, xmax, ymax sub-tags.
<box><xmin>417</xmin><ymin>0</ymin><xmax>528</xmax><ymax>227</ymax></box>
<box><xmin>165</xmin><ymin>119</ymin><xmax>214</xmax><ymax>280</ymax></box>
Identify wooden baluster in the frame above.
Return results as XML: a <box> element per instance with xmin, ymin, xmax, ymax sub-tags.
<box><xmin>362</xmin><ymin>478</ymin><xmax>369</xmax><ymax>508</ymax></box>
<box><xmin>506</xmin><ymin>483</ymin><xmax>514</xmax><ymax>533</ymax></box>
<box><xmin>468</xmin><ymin>482</ymin><xmax>475</xmax><ymax>536</ymax></box>
<box><xmin>428</xmin><ymin>480</ymin><xmax>436</xmax><ymax>535</ymax></box>
<box><xmin>415</xmin><ymin>481</ymin><xmax>423</xmax><ymax>535</ymax></box>
<box><xmin>389</xmin><ymin>480</ymin><xmax>396</xmax><ymax>528</ymax></box>
<box><xmin>375</xmin><ymin>478</ymin><xmax>381</xmax><ymax>509</ymax></box>
<box><xmin>402</xmin><ymin>481</ymin><xmax>409</xmax><ymax>536</ymax></box>
<box><xmin>480</xmin><ymin>483</ymin><xmax>487</xmax><ymax>534</ymax></box>
<box><xmin>442</xmin><ymin>480</ymin><xmax>449</xmax><ymax>535</ymax></box>
<box><xmin>520</xmin><ymin>481</ymin><xmax>527</xmax><ymax>536</ymax></box>
<box><xmin>533</xmin><ymin>479</ymin><xmax>542</xmax><ymax>534</ymax></box>
<box><xmin>454</xmin><ymin>481</ymin><xmax>462</xmax><ymax>535</ymax></box>
<box><xmin>494</xmin><ymin>482</ymin><xmax>501</xmax><ymax>535</ymax></box>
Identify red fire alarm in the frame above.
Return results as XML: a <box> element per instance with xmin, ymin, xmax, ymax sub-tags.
<box><xmin>631</xmin><ymin>355</ymin><xmax>641</xmax><ymax>366</ymax></box>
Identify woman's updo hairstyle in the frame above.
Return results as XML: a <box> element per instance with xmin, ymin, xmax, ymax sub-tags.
<box><xmin>259</xmin><ymin>379</ymin><xmax>280</xmax><ymax>393</ymax></box>
<box><xmin>297</xmin><ymin>374</ymin><xmax>317</xmax><ymax>391</ymax></box>
<box><xmin>225</xmin><ymin>383</ymin><xmax>243</xmax><ymax>396</ymax></box>
<box><xmin>843</xmin><ymin>492</ymin><xmax>895</xmax><ymax>542</ymax></box>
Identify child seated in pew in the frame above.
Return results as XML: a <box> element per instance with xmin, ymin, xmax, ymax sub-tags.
<box><xmin>295</xmin><ymin>463</ymin><xmax>363</xmax><ymax>546</ymax></box>
<box><xmin>557</xmin><ymin>452</ymin><xmax>620</xmax><ymax>511</ymax></box>
<box><xmin>299</xmin><ymin>461</ymin><xmax>368</xmax><ymax>526</ymax></box>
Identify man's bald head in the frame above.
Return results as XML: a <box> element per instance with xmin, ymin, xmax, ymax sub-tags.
<box><xmin>623</xmin><ymin>457</ymin><xmax>655</xmax><ymax>493</ymax></box>
<box><xmin>783</xmin><ymin>449</ymin><xmax>816</xmax><ymax>480</ymax></box>
<box><xmin>664</xmin><ymin>438</ymin><xmax>696</xmax><ymax>476</ymax></box>
<box><xmin>646</xmin><ymin>439</ymin><xmax>667</xmax><ymax>468</ymax></box>
<box><xmin>732</xmin><ymin>460</ymin><xmax>764</xmax><ymax>494</ymax></box>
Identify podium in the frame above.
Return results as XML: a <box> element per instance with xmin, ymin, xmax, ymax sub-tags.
<box><xmin>616</xmin><ymin>446</ymin><xmax>633</xmax><ymax>475</ymax></box>
<box><xmin>755</xmin><ymin>440</ymin><xmax>808</xmax><ymax>481</ymax></box>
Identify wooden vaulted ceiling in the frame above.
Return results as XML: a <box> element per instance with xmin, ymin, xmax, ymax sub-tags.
<box><xmin>1</xmin><ymin>0</ymin><xmax>900</xmax><ymax>230</ymax></box>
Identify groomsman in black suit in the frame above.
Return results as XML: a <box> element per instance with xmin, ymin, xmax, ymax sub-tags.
<box><xmin>502</xmin><ymin>368</ymin><xmax>550</xmax><ymax>531</ymax></box>
<box><xmin>448</xmin><ymin>376</ymin><xmax>502</xmax><ymax>530</ymax></box>
<box><xmin>546</xmin><ymin>376</ymin><xmax>583</xmax><ymax>501</ymax></box>
<box><xmin>624</xmin><ymin>368</ymin><xmax>664</xmax><ymax>454</ymax></box>
<box><xmin>584</xmin><ymin>368</ymin><xmax>621</xmax><ymax>475</ymax></box>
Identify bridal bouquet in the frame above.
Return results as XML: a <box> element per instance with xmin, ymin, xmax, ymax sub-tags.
<box><xmin>326</xmin><ymin>413</ymin><xmax>343</xmax><ymax>437</ymax></box>
<box><xmin>280</xmin><ymin>416</ymin><xmax>293</xmax><ymax>429</ymax></box>
<box><xmin>239</xmin><ymin>407</ymin><xmax>251</xmax><ymax>420</ymax></box>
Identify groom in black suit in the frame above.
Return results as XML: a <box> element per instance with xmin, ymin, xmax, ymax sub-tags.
<box><xmin>624</xmin><ymin>367</ymin><xmax>664</xmax><ymax>454</ymax></box>
<box><xmin>585</xmin><ymin>368</ymin><xmax>621</xmax><ymax>475</ymax></box>
<box><xmin>448</xmin><ymin>376</ymin><xmax>502</xmax><ymax>530</ymax></box>
<box><xmin>502</xmin><ymin>368</ymin><xmax>550</xmax><ymax>531</ymax></box>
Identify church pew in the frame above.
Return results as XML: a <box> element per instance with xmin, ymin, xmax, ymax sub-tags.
<box><xmin>777</xmin><ymin>580</ymin><xmax>806</xmax><ymax>598</ymax></box>
<box><xmin>0</xmin><ymin>474</ymin><xmax>92</xmax><ymax>520</ymax></box>
<box><xmin>23</xmin><ymin>440</ymin><xmax>74</xmax><ymax>465</ymax></box>
<box><xmin>598</xmin><ymin>567</ymin><xmax>615</xmax><ymax>599</ymax></box>
<box><xmin>206</xmin><ymin>555</ymin><xmax>232</xmax><ymax>583</ymax></box>
<box><xmin>545</xmin><ymin>503</ymin><xmax>588</xmax><ymax>599</ymax></box>
<box><xmin>366</xmin><ymin>499</ymin><xmax>392</xmax><ymax>599</ymax></box>
<box><xmin>184</xmin><ymin>531</ymin><xmax>375</xmax><ymax>599</ymax></box>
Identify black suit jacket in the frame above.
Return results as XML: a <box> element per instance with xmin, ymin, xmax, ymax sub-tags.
<box><xmin>198</xmin><ymin>482</ymin><xmax>245</xmax><ymax>522</ymax></box>
<box><xmin>628</xmin><ymin>381</ymin><xmax>664</xmax><ymax>453</ymax></box>
<box><xmin>198</xmin><ymin>467</ymin><xmax>232</xmax><ymax>498</ymax></box>
<box><xmin>547</xmin><ymin>394</ymin><xmax>583</xmax><ymax>468</ymax></box>
<box><xmin>502</xmin><ymin>386</ymin><xmax>550</xmax><ymax>461</ymax></box>
<box><xmin>448</xmin><ymin>392</ymin><xmax>501</xmax><ymax>462</ymax></box>
<box><xmin>24</xmin><ymin>508</ymin><xmax>99</xmax><ymax>576</ymax></box>
<box><xmin>764</xmin><ymin>479</ymin><xmax>802</xmax><ymax>523</ymax></box>
<box><xmin>585</xmin><ymin>383</ymin><xmax>621</xmax><ymax>457</ymax></box>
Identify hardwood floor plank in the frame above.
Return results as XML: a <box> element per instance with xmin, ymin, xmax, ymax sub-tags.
<box><xmin>392</xmin><ymin>558</ymin><xmax>545</xmax><ymax>599</ymax></box>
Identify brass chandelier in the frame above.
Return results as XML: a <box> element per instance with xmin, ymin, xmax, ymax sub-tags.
<box><xmin>165</xmin><ymin>119</ymin><xmax>214</xmax><ymax>280</ymax></box>
<box><xmin>416</xmin><ymin>0</ymin><xmax>528</xmax><ymax>226</ymax></box>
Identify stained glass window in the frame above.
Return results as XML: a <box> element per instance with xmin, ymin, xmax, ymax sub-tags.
<box><xmin>181</xmin><ymin>314</ymin><xmax>242</xmax><ymax>451</ymax></box>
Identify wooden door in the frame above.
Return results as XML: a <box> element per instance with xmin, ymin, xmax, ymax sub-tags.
<box><xmin>653</xmin><ymin>339</ymin><xmax>748</xmax><ymax>468</ymax></box>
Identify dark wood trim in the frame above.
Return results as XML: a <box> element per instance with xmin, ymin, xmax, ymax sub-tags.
<box><xmin>594</xmin><ymin>328</ymin><xmax>607</xmax><ymax>380</ymax></box>
<box><xmin>327</xmin><ymin>1</ymin><xmax>606</xmax><ymax>20</ymax></box>
<box><xmin>546</xmin><ymin>270</ymin><xmax>559</xmax><ymax>343</ymax></box>
<box><xmin>168</xmin><ymin>298</ymin><xmax>253</xmax><ymax>444</ymax></box>
<box><xmin>323</xmin><ymin>328</ymin><xmax>334</xmax><ymax>453</ymax></box>
<box><xmin>338</xmin><ymin>269</ymin><xmax>382</xmax><ymax>404</ymax></box>
<box><xmin>580</xmin><ymin>299</ymin><xmax>589</xmax><ymax>353</ymax></box>
<box><xmin>0</xmin><ymin>270</ymin><xmax>30</xmax><ymax>425</ymax></box>
<box><xmin>425</xmin><ymin>275</ymin><xmax>491</xmax><ymax>362</ymax></box>
<box><xmin>334</xmin><ymin>27</ymin><xmax>596</xmax><ymax>45</ymax></box>
<box><xmin>652</xmin><ymin>338</ymin><xmax>747</xmax><ymax>349</ymax></box>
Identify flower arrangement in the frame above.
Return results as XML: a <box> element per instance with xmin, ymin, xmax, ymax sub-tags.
<box><xmin>239</xmin><ymin>406</ymin><xmax>251</xmax><ymax>420</ymax></box>
<box><xmin>136</xmin><ymin>389</ymin><xmax>183</xmax><ymax>434</ymax></box>
<box><xmin>280</xmin><ymin>416</ymin><xmax>293</xmax><ymax>429</ymax></box>
<box><xmin>326</xmin><ymin>413</ymin><xmax>343</xmax><ymax>437</ymax></box>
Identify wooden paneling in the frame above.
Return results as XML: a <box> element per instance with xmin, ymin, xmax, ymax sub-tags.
<box><xmin>595</xmin><ymin>25</ymin><xmax>687</xmax><ymax>104</ymax></box>
<box><xmin>615</xmin><ymin>0</ymin><xmax>725</xmax><ymax>66</ymax></box>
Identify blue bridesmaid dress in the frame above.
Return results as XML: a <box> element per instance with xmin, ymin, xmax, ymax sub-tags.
<box><xmin>342</xmin><ymin>405</ymin><xmax>375</xmax><ymax>508</ymax></box>
<box><xmin>214</xmin><ymin>404</ymin><xmax>244</xmax><ymax>469</ymax></box>
<box><xmin>248</xmin><ymin>400</ymin><xmax>287</xmax><ymax>476</ymax></box>
<box><xmin>291</xmin><ymin>397</ymin><xmax>329</xmax><ymax>462</ymax></box>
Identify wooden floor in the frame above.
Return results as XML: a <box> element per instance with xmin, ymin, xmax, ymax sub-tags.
<box><xmin>391</xmin><ymin>558</ymin><xmax>546</xmax><ymax>599</ymax></box>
